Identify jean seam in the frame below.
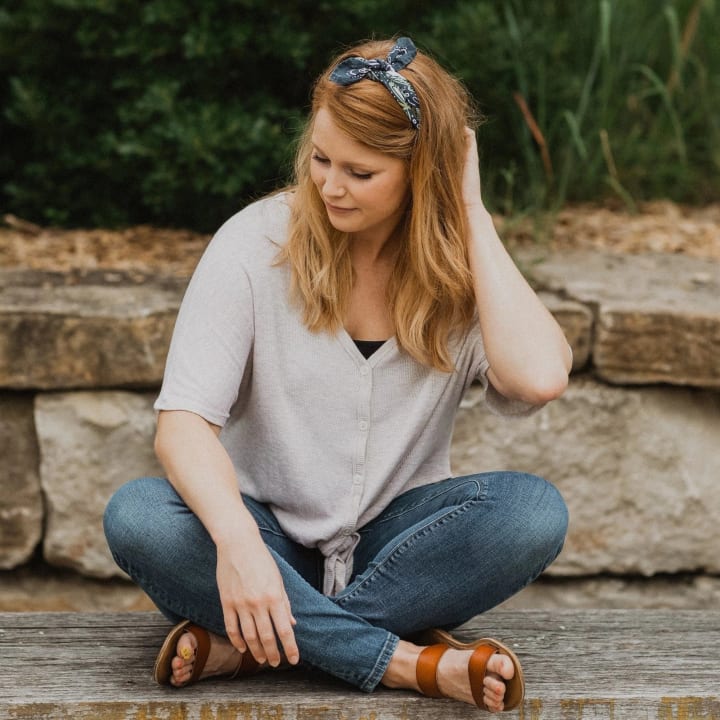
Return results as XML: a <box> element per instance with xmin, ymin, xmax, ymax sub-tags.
<box><xmin>360</xmin><ymin>632</ymin><xmax>399</xmax><ymax>692</ymax></box>
<box><xmin>339</xmin><ymin>499</ymin><xmax>481</xmax><ymax>605</ymax></box>
<box><xmin>363</xmin><ymin>476</ymin><xmax>487</xmax><ymax>527</ymax></box>
<box><xmin>256</xmin><ymin>526</ymin><xmax>288</xmax><ymax>539</ymax></box>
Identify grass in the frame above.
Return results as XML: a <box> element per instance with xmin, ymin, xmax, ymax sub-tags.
<box><xmin>425</xmin><ymin>0</ymin><xmax>720</xmax><ymax>216</ymax></box>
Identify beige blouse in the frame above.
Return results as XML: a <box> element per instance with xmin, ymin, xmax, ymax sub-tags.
<box><xmin>155</xmin><ymin>193</ymin><xmax>536</xmax><ymax>595</ymax></box>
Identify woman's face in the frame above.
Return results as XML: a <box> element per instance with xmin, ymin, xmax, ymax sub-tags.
<box><xmin>310</xmin><ymin>108</ymin><xmax>409</xmax><ymax>244</ymax></box>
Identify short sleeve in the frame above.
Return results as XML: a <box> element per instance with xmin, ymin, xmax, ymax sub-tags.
<box><xmin>466</xmin><ymin>321</ymin><xmax>543</xmax><ymax>418</ymax></box>
<box><xmin>474</xmin><ymin>356</ymin><xmax>544</xmax><ymax>417</ymax></box>
<box><xmin>154</xmin><ymin>227</ymin><xmax>255</xmax><ymax>426</ymax></box>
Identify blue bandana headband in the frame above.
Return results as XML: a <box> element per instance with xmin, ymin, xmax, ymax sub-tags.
<box><xmin>329</xmin><ymin>37</ymin><xmax>421</xmax><ymax>129</ymax></box>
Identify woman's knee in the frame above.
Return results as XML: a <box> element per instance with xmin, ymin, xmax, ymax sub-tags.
<box><xmin>510</xmin><ymin>472</ymin><xmax>568</xmax><ymax>563</ymax></box>
<box><xmin>469</xmin><ymin>471</ymin><xmax>567</xmax><ymax>573</ymax></box>
<box><xmin>103</xmin><ymin>476</ymin><xmax>171</xmax><ymax>558</ymax></box>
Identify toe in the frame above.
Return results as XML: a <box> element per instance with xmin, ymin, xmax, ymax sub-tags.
<box><xmin>484</xmin><ymin>674</ymin><xmax>506</xmax><ymax>696</ymax></box>
<box><xmin>171</xmin><ymin>662</ymin><xmax>191</xmax><ymax>685</ymax></box>
<box><xmin>488</xmin><ymin>652</ymin><xmax>515</xmax><ymax>681</ymax></box>
<box><xmin>177</xmin><ymin>631</ymin><xmax>197</xmax><ymax>661</ymax></box>
<box><xmin>170</xmin><ymin>631</ymin><xmax>198</xmax><ymax>685</ymax></box>
<box><xmin>170</xmin><ymin>670</ymin><xmax>190</xmax><ymax>687</ymax></box>
<box><xmin>170</xmin><ymin>660</ymin><xmax>193</xmax><ymax>686</ymax></box>
<box><xmin>483</xmin><ymin>663</ymin><xmax>508</xmax><ymax>713</ymax></box>
<box><xmin>483</xmin><ymin>687</ymin><xmax>504</xmax><ymax>713</ymax></box>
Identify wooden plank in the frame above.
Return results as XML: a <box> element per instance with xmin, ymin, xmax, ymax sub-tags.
<box><xmin>0</xmin><ymin>610</ymin><xmax>718</xmax><ymax>719</ymax></box>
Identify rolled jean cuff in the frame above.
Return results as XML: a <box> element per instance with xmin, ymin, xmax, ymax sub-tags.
<box><xmin>359</xmin><ymin>632</ymin><xmax>399</xmax><ymax>692</ymax></box>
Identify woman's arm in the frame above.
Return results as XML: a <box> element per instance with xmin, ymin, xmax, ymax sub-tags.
<box><xmin>154</xmin><ymin>409</ymin><xmax>299</xmax><ymax>667</ymax></box>
<box><xmin>463</xmin><ymin>129</ymin><xmax>572</xmax><ymax>404</ymax></box>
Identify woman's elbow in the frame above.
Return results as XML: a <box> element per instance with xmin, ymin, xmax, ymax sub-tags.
<box><xmin>488</xmin><ymin>362</ymin><xmax>569</xmax><ymax>405</ymax></box>
<box><xmin>525</xmin><ymin>367</ymin><xmax>569</xmax><ymax>405</ymax></box>
<box><xmin>534</xmin><ymin>372</ymin><xmax>569</xmax><ymax>405</ymax></box>
<box><xmin>525</xmin><ymin>342</ymin><xmax>573</xmax><ymax>403</ymax></box>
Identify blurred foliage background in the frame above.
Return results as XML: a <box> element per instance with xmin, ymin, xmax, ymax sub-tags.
<box><xmin>1</xmin><ymin>0</ymin><xmax>718</xmax><ymax>231</ymax></box>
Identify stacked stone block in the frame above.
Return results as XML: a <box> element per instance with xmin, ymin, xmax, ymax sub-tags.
<box><xmin>1</xmin><ymin>251</ymin><xmax>718</xmax><ymax>585</ymax></box>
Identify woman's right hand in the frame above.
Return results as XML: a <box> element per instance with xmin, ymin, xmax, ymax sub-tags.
<box><xmin>154</xmin><ymin>411</ymin><xmax>300</xmax><ymax>667</ymax></box>
<box><xmin>215</xmin><ymin>532</ymin><xmax>300</xmax><ymax>667</ymax></box>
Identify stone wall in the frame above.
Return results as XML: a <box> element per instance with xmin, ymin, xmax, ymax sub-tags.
<box><xmin>1</xmin><ymin>249</ymin><xmax>718</xmax><ymax>594</ymax></box>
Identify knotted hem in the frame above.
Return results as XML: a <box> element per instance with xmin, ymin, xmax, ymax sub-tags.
<box><xmin>321</xmin><ymin>532</ymin><xmax>361</xmax><ymax>595</ymax></box>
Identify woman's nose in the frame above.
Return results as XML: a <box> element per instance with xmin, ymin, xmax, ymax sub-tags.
<box><xmin>322</xmin><ymin>168</ymin><xmax>346</xmax><ymax>197</ymax></box>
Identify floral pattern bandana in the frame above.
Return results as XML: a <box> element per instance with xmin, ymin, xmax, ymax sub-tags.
<box><xmin>329</xmin><ymin>37</ymin><xmax>422</xmax><ymax>129</ymax></box>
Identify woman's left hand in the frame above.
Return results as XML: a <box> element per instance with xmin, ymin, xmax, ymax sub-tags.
<box><xmin>462</xmin><ymin>127</ymin><xmax>485</xmax><ymax>212</ymax></box>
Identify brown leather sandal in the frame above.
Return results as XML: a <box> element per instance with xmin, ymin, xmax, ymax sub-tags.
<box><xmin>153</xmin><ymin>619</ymin><xmax>259</xmax><ymax>686</ymax></box>
<box><xmin>415</xmin><ymin>628</ymin><xmax>525</xmax><ymax>711</ymax></box>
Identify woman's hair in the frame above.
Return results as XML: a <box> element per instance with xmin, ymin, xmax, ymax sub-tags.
<box><xmin>278</xmin><ymin>38</ymin><xmax>478</xmax><ymax>372</ymax></box>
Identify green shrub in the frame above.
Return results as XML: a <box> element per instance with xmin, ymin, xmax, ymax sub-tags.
<box><xmin>1</xmin><ymin>0</ymin><xmax>718</xmax><ymax>230</ymax></box>
<box><xmin>0</xmin><ymin>0</ymin><xmax>454</xmax><ymax>229</ymax></box>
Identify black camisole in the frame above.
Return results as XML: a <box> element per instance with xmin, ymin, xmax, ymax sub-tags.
<box><xmin>353</xmin><ymin>339</ymin><xmax>387</xmax><ymax>359</ymax></box>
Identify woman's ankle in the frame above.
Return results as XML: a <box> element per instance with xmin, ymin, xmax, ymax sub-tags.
<box><xmin>381</xmin><ymin>640</ymin><xmax>422</xmax><ymax>690</ymax></box>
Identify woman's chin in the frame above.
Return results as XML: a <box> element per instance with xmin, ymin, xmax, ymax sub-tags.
<box><xmin>326</xmin><ymin>215</ymin><xmax>358</xmax><ymax>233</ymax></box>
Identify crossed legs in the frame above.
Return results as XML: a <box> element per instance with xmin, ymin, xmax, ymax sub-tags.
<box><xmin>104</xmin><ymin>472</ymin><xmax>567</xmax><ymax>709</ymax></box>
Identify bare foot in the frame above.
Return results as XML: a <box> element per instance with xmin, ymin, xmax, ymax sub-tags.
<box><xmin>436</xmin><ymin>647</ymin><xmax>515</xmax><ymax>712</ymax></box>
<box><xmin>169</xmin><ymin>629</ymin><xmax>249</xmax><ymax>687</ymax></box>
<box><xmin>382</xmin><ymin>640</ymin><xmax>516</xmax><ymax>712</ymax></box>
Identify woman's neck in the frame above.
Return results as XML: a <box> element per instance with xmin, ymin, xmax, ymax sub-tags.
<box><xmin>349</xmin><ymin>227</ymin><xmax>402</xmax><ymax>268</ymax></box>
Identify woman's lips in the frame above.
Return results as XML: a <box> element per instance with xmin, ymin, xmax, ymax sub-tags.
<box><xmin>325</xmin><ymin>202</ymin><xmax>356</xmax><ymax>214</ymax></box>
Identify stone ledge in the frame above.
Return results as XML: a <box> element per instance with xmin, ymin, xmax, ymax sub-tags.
<box><xmin>524</xmin><ymin>249</ymin><xmax>720</xmax><ymax>387</ymax></box>
<box><xmin>1</xmin><ymin>249</ymin><xmax>719</xmax><ymax>390</ymax></box>
<box><xmin>1</xmin><ymin>610</ymin><xmax>718</xmax><ymax>718</ymax></box>
<box><xmin>0</xmin><ymin>269</ymin><xmax>184</xmax><ymax>389</ymax></box>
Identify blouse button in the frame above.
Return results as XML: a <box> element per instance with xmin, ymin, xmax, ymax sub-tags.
<box><xmin>360</xmin><ymin>366</ymin><xmax>369</xmax><ymax>376</ymax></box>
<box><xmin>359</xmin><ymin>420</ymin><xmax>368</xmax><ymax>431</ymax></box>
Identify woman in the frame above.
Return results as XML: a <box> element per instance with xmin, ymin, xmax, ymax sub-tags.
<box><xmin>104</xmin><ymin>37</ymin><xmax>571</xmax><ymax>713</ymax></box>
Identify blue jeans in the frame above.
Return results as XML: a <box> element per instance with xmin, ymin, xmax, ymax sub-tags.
<box><xmin>103</xmin><ymin>472</ymin><xmax>567</xmax><ymax>692</ymax></box>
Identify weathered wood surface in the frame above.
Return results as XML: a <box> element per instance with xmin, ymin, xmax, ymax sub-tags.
<box><xmin>0</xmin><ymin>610</ymin><xmax>718</xmax><ymax>719</ymax></box>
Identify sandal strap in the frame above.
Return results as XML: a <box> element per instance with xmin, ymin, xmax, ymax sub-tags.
<box><xmin>230</xmin><ymin>649</ymin><xmax>261</xmax><ymax>679</ymax></box>
<box><xmin>468</xmin><ymin>644</ymin><xmax>499</xmax><ymax>709</ymax></box>
<box><xmin>416</xmin><ymin>644</ymin><xmax>448</xmax><ymax>698</ymax></box>
<box><xmin>186</xmin><ymin>624</ymin><xmax>211</xmax><ymax>683</ymax></box>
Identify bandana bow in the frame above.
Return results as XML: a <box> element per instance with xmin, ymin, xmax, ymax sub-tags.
<box><xmin>329</xmin><ymin>37</ymin><xmax>421</xmax><ymax>129</ymax></box>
